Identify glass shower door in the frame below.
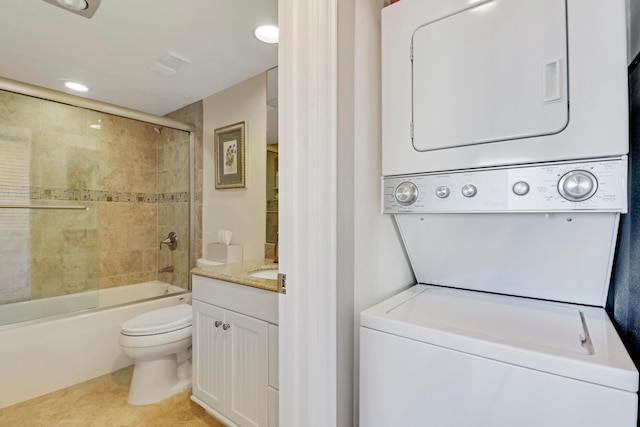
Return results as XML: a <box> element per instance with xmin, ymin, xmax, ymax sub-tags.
<box><xmin>0</xmin><ymin>89</ymin><xmax>100</xmax><ymax>325</ymax></box>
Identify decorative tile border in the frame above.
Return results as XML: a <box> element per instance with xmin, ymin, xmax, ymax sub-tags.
<box><xmin>0</xmin><ymin>185</ymin><xmax>188</xmax><ymax>204</ymax></box>
<box><xmin>157</xmin><ymin>192</ymin><xmax>189</xmax><ymax>203</ymax></box>
<box><xmin>0</xmin><ymin>185</ymin><xmax>29</xmax><ymax>199</ymax></box>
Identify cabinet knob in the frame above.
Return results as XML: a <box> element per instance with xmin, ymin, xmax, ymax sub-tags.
<box><xmin>222</xmin><ymin>323</ymin><xmax>231</xmax><ymax>330</ymax></box>
<box><xmin>215</xmin><ymin>321</ymin><xmax>222</xmax><ymax>327</ymax></box>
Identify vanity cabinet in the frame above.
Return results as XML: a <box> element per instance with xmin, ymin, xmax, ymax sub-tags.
<box><xmin>191</xmin><ymin>274</ymin><xmax>278</xmax><ymax>427</ymax></box>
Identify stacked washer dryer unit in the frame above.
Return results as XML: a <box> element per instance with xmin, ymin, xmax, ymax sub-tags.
<box><xmin>360</xmin><ymin>0</ymin><xmax>639</xmax><ymax>426</ymax></box>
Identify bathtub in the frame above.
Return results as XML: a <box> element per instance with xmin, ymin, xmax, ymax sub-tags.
<box><xmin>0</xmin><ymin>281</ymin><xmax>191</xmax><ymax>409</ymax></box>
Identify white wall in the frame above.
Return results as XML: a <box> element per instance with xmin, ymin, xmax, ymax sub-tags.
<box><xmin>337</xmin><ymin>0</ymin><xmax>414</xmax><ymax>425</ymax></box>
<box><xmin>202</xmin><ymin>73</ymin><xmax>267</xmax><ymax>261</ymax></box>
<box><xmin>337</xmin><ymin>0</ymin><xmax>356</xmax><ymax>424</ymax></box>
<box><xmin>628</xmin><ymin>0</ymin><xmax>640</xmax><ymax>62</ymax></box>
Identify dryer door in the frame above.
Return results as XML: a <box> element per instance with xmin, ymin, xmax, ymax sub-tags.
<box><xmin>411</xmin><ymin>0</ymin><xmax>568</xmax><ymax>151</ymax></box>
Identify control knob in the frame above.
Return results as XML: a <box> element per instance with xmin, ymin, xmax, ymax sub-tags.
<box><xmin>512</xmin><ymin>181</ymin><xmax>530</xmax><ymax>196</ymax></box>
<box><xmin>394</xmin><ymin>181</ymin><xmax>419</xmax><ymax>206</ymax></box>
<box><xmin>461</xmin><ymin>184</ymin><xmax>477</xmax><ymax>198</ymax></box>
<box><xmin>558</xmin><ymin>170</ymin><xmax>598</xmax><ymax>202</ymax></box>
<box><xmin>435</xmin><ymin>186</ymin><xmax>450</xmax><ymax>199</ymax></box>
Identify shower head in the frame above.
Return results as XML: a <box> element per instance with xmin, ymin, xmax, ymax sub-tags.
<box><xmin>153</xmin><ymin>126</ymin><xmax>162</xmax><ymax>134</ymax></box>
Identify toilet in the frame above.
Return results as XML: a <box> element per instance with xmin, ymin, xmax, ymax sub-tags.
<box><xmin>119</xmin><ymin>303</ymin><xmax>193</xmax><ymax>405</ymax></box>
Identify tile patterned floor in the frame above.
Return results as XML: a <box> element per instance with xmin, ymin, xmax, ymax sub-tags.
<box><xmin>0</xmin><ymin>366</ymin><xmax>224</xmax><ymax>427</ymax></box>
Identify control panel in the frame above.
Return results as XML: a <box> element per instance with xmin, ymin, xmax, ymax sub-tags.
<box><xmin>383</xmin><ymin>158</ymin><xmax>627</xmax><ymax>213</ymax></box>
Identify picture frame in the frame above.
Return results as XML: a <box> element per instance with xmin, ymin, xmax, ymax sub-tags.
<box><xmin>214</xmin><ymin>121</ymin><xmax>246</xmax><ymax>189</ymax></box>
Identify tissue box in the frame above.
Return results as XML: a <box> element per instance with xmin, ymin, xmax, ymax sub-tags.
<box><xmin>207</xmin><ymin>243</ymin><xmax>243</xmax><ymax>264</ymax></box>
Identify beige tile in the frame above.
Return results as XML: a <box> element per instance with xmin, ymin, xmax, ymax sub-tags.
<box><xmin>64</xmin><ymin>253</ymin><xmax>99</xmax><ymax>283</ymax></box>
<box><xmin>66</xmin><ymin>146</ymin><xmax>100</xmax><ymax>189</ymax></box>
<box><xmin>100</xmin><ymin>250</ymin><xmax>143</xmax><ymax>278</ymax></box>
<box><xmin>101</xmin><ymin>225</ymin><xmax>157</xmax><ymax>253</ymax></box>
<box><xmin>30</xmin><ymin>227</ymin><xmax>64</xmax><ymax>257</ymax></box>
<box><xmin>130</xmin><ymin>169</ymin><xmax>158</xmax><ymax>194</ymax></box>
<box><xmin>0</xmin><ymin>366</ymin><xmax>224</xmax><ymax>427</ymax></box>
<box><xmin>0</xmin><ymin>91</ymin><xmax>41</xmax><ymax>128</ymax></box>
<box><xmin>158</xmin><ymin>202</ymin><xmax>189</xmax><ymax>227</ymax></box>
<box><xmin>62</xmin><ymin>228</ymin><xmax>98</xmax><ymax>255</ymax></box>
<box><xmin>39</xmin><ymin>101</ymin><xmax>99</xmax><ymax>136</ymax></box>
<box><xmin>141</xmin><ymin>248</ymin><xmax>159</xmax><ymax>274</ymax></box>
<box><xmin>158</xmin><ymin>140</ymin><xmax>189</xmax><ymax>171</ymax></box>
<box><xmin>158</xmin><ymin>168</ymin><xmax>189</xmax><ymax>193</ymax></box>
<box><xmin>0</xmin><ymin>90</ymin><xmax>200</xmax><ymax>303</ymax></box>
<box><xmin>30</xmin><ymin>256</ymin><xmax>64</xmax><ymax>296</ymax></box>
<box><xmin>106</xmin><ymin>140</ymin><xmax>157</xmax><ymax>173</ymax></box>
<box><xmin>102</xmin><ymin>203</ymin><xmax>157</xmax><ymax>227</ymax></box>
<box><xmin>98</xmin><ymin>274</ymin><xmax>128</xmax><ymax>289</ymax></box>
<box><xmin>99</xmin><ymin>166</ymin><xmax>128</xmax><ymax>192</ymax></box>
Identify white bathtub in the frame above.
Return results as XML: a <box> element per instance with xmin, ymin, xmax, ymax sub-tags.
<box><xmin>0</xmin><ymin>281</ymin><xmax>191</xmax><ymax>409</ymax></box>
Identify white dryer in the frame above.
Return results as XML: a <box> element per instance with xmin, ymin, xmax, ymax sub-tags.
<box><xmin>381</xmin><ymin>0</ymin><xmax>628</xmax><ymax>174</ymax></box>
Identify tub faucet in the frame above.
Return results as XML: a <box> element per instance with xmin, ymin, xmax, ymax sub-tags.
<box><xmin>160</xmin><ymin>232</ymin><xmax>177</xmax><ymax>250</ymax></box>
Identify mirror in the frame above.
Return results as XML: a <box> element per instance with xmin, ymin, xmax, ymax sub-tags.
<box><xmin>266</xmin><ymin>67</ymin><xmax>278</xmax><ymax>245</ymax></box>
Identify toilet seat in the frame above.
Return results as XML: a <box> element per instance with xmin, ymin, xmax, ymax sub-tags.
<box><xmin>120</xmin><ymin>324</ymin><xmax>192</xmax><ymax>349</ymax></box>
<box><xmin>121</xmin><ymin>303</ymin><xmax>192</xmax><ymax>336</ymax></box>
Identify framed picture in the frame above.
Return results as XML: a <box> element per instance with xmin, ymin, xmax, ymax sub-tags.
<box><xmin>214</xmin><ymin>121</ymin><xmax>246</xmax><ymax>189</ymax></box>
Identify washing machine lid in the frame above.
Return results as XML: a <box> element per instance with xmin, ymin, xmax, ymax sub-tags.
<box><xmin>121</xmin><ymin>303</ymin><xmax>192</xmax><ymax>335</ymax></box>
<box><xmin>361</xmin><ymin>285</ymin><xmax>638</xmax><ymax>392</ymax></box>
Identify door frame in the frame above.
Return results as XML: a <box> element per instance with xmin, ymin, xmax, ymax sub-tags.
<box><xmin>278</xmin><ymin>0</ymin><xmax>339</xmax><ymax>426</ymax></box>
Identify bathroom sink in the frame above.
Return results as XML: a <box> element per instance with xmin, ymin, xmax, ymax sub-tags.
<box><xmin>248</xmin><ymin>269</ymin><xmax>279</xmax><ymax>280</ymax></box>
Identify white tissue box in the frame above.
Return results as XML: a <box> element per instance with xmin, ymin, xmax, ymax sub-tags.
<box><xmin>207</xmin><ymin>243</ymin><xmax>243</xmax><ymax>264</ymax></box>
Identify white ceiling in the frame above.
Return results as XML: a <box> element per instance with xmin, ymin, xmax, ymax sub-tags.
<box><xmin>0</xmin><ymin>0</ymin><xmax>278</xmax><ymax>116</ymax></box>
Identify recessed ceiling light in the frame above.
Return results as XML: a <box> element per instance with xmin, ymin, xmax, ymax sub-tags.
<box><xmin>41</xmin><ymin>0</ymin><xmax>101</xmax><ymax>19</ymax></box>
<box><xmin>56</xmin><ymin>0</ymin><xmax>88</xmax><ymax>10</ymax></box>
<box><xmin>62</xmin><ymin>81</ymin><xmax>89</xmax><ymax>92</ymax></box>
<box><xmin>255</xmin><ymin>25</ymin><xmax>279</xmax><ymax>44</ymax></box>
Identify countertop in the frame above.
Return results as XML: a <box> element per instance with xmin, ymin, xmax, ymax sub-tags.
<box><xmin>191</xmin><ymin>259</ymin><xmax>279</xmax><ymax>293</ymax></box>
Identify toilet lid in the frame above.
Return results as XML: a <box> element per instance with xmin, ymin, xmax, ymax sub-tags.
<box><xmin>121</xmin><ymin>303</ymin><xmax>192</xmax><ymax>335</ymax></box>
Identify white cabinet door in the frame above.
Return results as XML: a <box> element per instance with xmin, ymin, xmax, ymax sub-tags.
<box><xmin>192</xmin><ymin>300</ymin><xmax>226</xmax><ymax>415</ymax></box>
<box><xmin>192</xmin><ymin>275</ymin><xmax>278</xmax><ymax>427</ymax></box>
<box><xmin>268</xmin><ymin>324</ymin><xmax>278</xmax><ymax>390</ymax></box>
<box><xmin>225</xmin><ymin>310</ymin><xmax>269</xmax><ymax>427</ymax></box>
<box><xmin>267</xmin><ymin>387</ymin><xmax>279</xmax><ymax>427</ymax></box>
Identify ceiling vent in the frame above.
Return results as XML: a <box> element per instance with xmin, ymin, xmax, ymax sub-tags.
<box><xmin>41</xmin><ymin>0</ymin><xmax>102</xmax><ymax>19</ymax></box>
<box><xmin>149</xmin><ymin>52</ymin><xmax>191</xmax><ymax>77</ymax></box>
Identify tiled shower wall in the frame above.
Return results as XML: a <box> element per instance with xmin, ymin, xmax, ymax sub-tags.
<box><xmin>165</xmin><ymin>100</ymin><xmax>203</xmax><ymax>262</ymax></box>
<box><xmin>0</xmin><ymin>89</ymin><xmax>191</xmax><ymax>303</ymax></box>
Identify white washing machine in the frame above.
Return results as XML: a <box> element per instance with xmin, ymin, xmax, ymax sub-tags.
<box><xmin>360</xmin><ymin>159</ymin><xmax>638</xmax><ymax>427</ymax></box>
<box><xmin>361</xmin><ymin>286</ymin><xmax>637</xmax><ymax>426</ymax></box>
<box><xmin>361</xmin><ymin>1</ymin><xmax>638</xmax><ymax>425</ymax></box>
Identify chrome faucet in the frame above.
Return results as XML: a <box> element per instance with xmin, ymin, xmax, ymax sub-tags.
<box><xmin>160</xmin><ymin>232</ymin><xmax>177</xmax><ymax>250</ymax></box>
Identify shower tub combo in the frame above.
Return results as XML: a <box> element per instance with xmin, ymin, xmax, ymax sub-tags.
<box><xmin>0</xmin><ymin>77</ymin><xmax>196</xmax><ymax>409</ymax></box>
<box><xmin>0</xmin><ymin>281</ymin><xmax>191</xmax><ymax>409</ymax></box>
